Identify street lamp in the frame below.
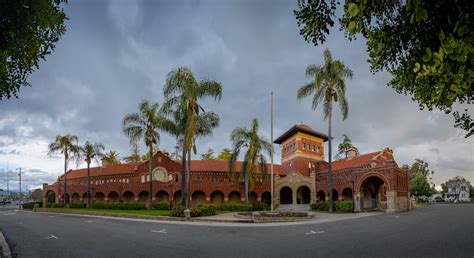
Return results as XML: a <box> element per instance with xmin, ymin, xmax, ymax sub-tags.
<box><xmin>16</xmin><ymin>167</ymin><xmax>22</xmax><ymax>209</ymax></box>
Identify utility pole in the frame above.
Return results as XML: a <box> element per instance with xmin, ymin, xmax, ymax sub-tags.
<box><xmin>6</xmin><ymin>161</ymin><xmax>9</xmax><ymax>197</ymax></box>
<box><xmin>270</xmin><ymin>91</ymin><xmax>274</xmax><ymax>212</ymax></box>
<box><xmin>16</xmin><ymin>168</ymin><xmax>22</xmax><ymax>209</ymax></box>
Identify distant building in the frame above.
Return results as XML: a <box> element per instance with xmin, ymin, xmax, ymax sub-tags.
<box><xmin>444</xmin><ymin>176</ymin><xmax>471</xmax><ymax>202</ymax></box>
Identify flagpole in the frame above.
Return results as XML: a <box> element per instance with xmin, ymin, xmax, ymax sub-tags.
<box><xmin>270</xmin><ymin>91</ymin><xmax>274</xmax><ymax>212</ymax></box>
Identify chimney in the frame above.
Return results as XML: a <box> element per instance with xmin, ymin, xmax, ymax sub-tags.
<box><xmin>346</xmin><ymin>147</ymin><xmax>357</xmax><ymax>158</ymax></box>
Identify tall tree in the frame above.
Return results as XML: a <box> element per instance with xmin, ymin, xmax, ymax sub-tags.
<box><xmin>200</xmin><ymin>149</ymin><xmax>216</xmax><ymax>160</ymax></box>
<box><xmin>1</xmin><ymin>0</ymin><xmax>67</xmax><ymax>99</ymax></box>
<box><xmin>294</xmin><ymin>0</ymin><xmax>473</xmax><ymax>137</ymax></box>
<box><xmin>409</xmin><ymin>159</ymin><xmax>434</xmax><ymax>197</ymax></box>
<box><xmin>122</xmin><ymin>142</ymin><xmax>141</xmax><ymax>163</ymax></box>
<box><xmin>102</xmin><ymin>150</ymin><xmax>120</xmax><ymax>166</ymax></box>
<box><xmin>229</xmin><ymin>118</ymin><xmax>272</xmax><ymax>203</ymax></box>
<box><xmin>77</xmin><ymin>141</ymin><xmax>104</xmax><ymax>208</ymax></box>
<box><xmin>122</xmin><ymin>100</ymin><xmax>166</xmax><ymax>209</ymax></box>
<box><xmin>141</xmin><ymin>147</ymin><xmax>159</xmax><ymax>162</ymax></box>
<box><xmin>217</xmin><ymin>148</ymin><xmax>233</xmax><ymax>161</ymax></box>
<box><xmin>47</xmin><ymin>134</ymin><xmax>79</xmax><ymax>207</ymax></box>
<box><xmin>297</xmin><ymin>48</ymin><xmax>353</xmax><ymax>212</ymax></box>
<box><xmin>335</xmin><ymin>134</ymin><xmax>359</xmax><ymax>160</ymax></box>
<box><xmin>163</xmin><ymin>66</ymin><xmax>222</xmax><ymax>209</ymax></box>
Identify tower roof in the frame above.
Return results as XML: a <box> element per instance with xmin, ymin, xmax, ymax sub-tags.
<box><xmin>274</xmin><ymin>124</ymin><xmax>328</xmax><ymax>144</ymax></box>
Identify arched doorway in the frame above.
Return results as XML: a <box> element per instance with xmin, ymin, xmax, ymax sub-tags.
<box><xmin>173</xmin><ymin>191</ymin><xmax>182</xmax><ymax>207</ymax></box>
<box><xmin>94</xmin><ymin>192</ymin><xmax>105</xmax><ymax>202</ymax></box>
<box><xmin>191</xmin><ymin>190</ymin><xmax>206</xmax><ymax>207</ymax></box>
<box><xmin>296</xmin><ymin>186</ymin><xmax>311</xmax><ymax>204</ymax></box>
<box><xmin>210</xmin><ymin>191</ymin><xmax>224</xmax><ymax>205</ymax></box>
<box><xmin>331</xmin><ymin>189</ymin><xmax>339</xmax><ymax>201</ymax></box>
<box><xmin>249</xmin><ymin>191</ymin><xmax>258</xmax><ymax>204</ymax></box>
<box><xmin>156</xmin><ymin>191</ymin><xmax>169</xmax><ymax>204</ymax></box>
<box><xmin>316</xmin><ymin>190</ymin><xmax>326</xmax><ymax>202</ymax></box>
<box><xmin>122</xmin><ymin>191</ymin><xmax>134</xmax><ymax>202</ymax></box>
<box><xmin>342</xmin><ymin>188</ymin><xmax>353</xmax><ymax>202</ymax></box>
<box><xmin>82</xmin><ymin>192</ymin><xmax>90</xmax><ymax>203</ymax></box>
<box><xmin>280</xmin><ymin>187</ymin><xmax>293</xmax><ymax>204</ymax></box>
<box><xmin>360</xmin><ymin>176</ymin><xmax>386</xmax><ymax>210</ymax></box>
<box><xmin>138</xmin><ymin>191</ymin><xmax>149</xmax><ymax>203</ymax></box>
<box><xmin>46</xmin><ymin>190</ymin><xmax>56</xmax><ymax>203</ymax></box>
<box><xmin>71</xmin><ymin>193</ymin><xmax>80</xmax><ymax>203</ymax></box>
<box><xmin>228</xmin><ymin>191</ymin><xmax>242</xmax><ymax>204</ymax></box>
<box><xmin>107</xmin><ymin>191</ymin><xmax>120</xmax><ymax>202</ymax></box>
<box><xmin>261</xmin><ymin>192</ymin><xmax>271</xmax><ymax>205</ymax></box>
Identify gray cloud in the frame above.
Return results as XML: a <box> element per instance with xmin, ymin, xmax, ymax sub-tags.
<box><xmin>0</xmin><ymin>0</ymin><xmax>472</xmax><ymax>188</ymax></box>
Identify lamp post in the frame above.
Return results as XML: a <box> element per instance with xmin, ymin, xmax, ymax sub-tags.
<box><xmin>16</xmin><ymin>168</ymin><xmax>22</xmax><ymax>209</ymax></box>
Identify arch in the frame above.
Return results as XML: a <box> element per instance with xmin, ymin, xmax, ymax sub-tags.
<box><xmin>138</xmin><ymin>191</ymin><xmax>149</xmax><ymax>203</ymax></box>
<box><xmin>107</xmin><ymin>191</ymin><xmax>120</xmax><ymax>202</ymax></box>
<box><xmin>356</xmin><ymin>172</ymin><xmax>391</xmax><ymax>191</ymax></box>
<box><xmin>210</xmin><ymin>191</ymin><xmax>224</xmax><ymax>205</ymax></box>
<box><xmin>331</xmin><ymin>189</ymin><xmax>339</xmax><ymax>201</ymax></box>
<box><xmin>360</xmin><ymin>176</ymin><xmax>386</xmax><ymax>210</ymax></box>
<box><xmin>342</xmin><ymin>188</ymin><xmax>353</xmax><ymax>202</ymax></box>
<box><xmin>59</xmin><ymin>194</ymin><xmax>70</xmax><ymax>204</ymax></box>
<box><xmin>173</xmin><ymin>190</ymin><xmax>182</xmax><ymax>207</ymax></box>
<box><xmin>248</xmin><ymin>191</ymin><xmax>258</xmax><ymax>204</ymax></box>
<box><xmin>280</xmin><ymin>186</ymin><xmax>293</xmax><ymax>204</ymax></box>
<box><xmin>71</xmin><ymin>193</ymin><xmax>80</xmax><ymax>203</ymax></box>
<box><xmin>191</xmin><ymin>190</ymin><xmax>206</xmax><ymax>207</ymax></box>
<box><xmin>82</xmin><ymin>192</ymin><xmax>89</xmax><ymax>203</ymax></box>
<box><xmin>316</xmin><ymin>190</ymin><xmax>326</xmax><ymax>201</ymax></box>
<box><xmin>45</xmin><ymin>190</ymin><xmax>56</xmax><ymax>203</ymax></box>
<box><xmin>261</xmin><ymin>192</ymin><xmax>271</xmax><ymax>205</ymax></box>
<box><xmin>122</xmin><ymin>191</ymin><xmax>135</xmax><ymax>202</ymax></box>
<box><xmin>155</xmin><ymin>191</ymin><xmax>169</xmax><ymax>203</ymax></box>
<box><xmin>228</xmin><ymin>191</ymin><xmax>242</xmax><ymax>204</ymax></box>
<box><xmin>94</xmin><ymin>192</ymin><xmax>105</xmax><ymax>202</ymax></box>
<box><xmin>296</xmin><ymin>186</ymin><xmax>311</xmax><ymax>204</ymax></box>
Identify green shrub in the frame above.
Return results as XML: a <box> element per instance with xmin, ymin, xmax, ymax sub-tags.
<box><xmin>311</xmin><ymin>201</ymin><xmax>329</xmax><ymax>211</ymax></box>
<box><xmin>219</xmin><ymin>204</ymin><xmax>253</xmax><ymax>212</ymax></box>
<box><xmin>170</xmin><ymin>205</ymin><xmax>201</xmax><ymax>217</ymax></box>
<box><xmin>197</xmin><ymin>204</ymin><xmax>217</xmax><ymax>216</ymax></box>
<box><xmin>335</xmin><ymin>200</ymin><xmax>353</xmax><ymax>213</ymax></box>
<box><xmin>50</xmin><ymin>203</ymin><xmax>65</xmax><ymax>208</ymax></box>
<box><xmin>44</xmin><ymin>203</ymin><xmax>52</xmax><ymax>208</ymax></box>
<box><xmin>69</xmin><ymin>203</ymin><xmax>86</xmax><ymax>209</ymax></box>
<box><xmin>22</xmin><ymin>202</ymin><xmax>42</xmax><ymax>209</ymax></box>
<box><xmin>154</xmin><ymin>203</ymin><xmax>170</xmax><ymax>210</ymax></box>
<box><xmin>252</xmin><ymin>202</ymin><xmax>270</xmax><ymax>211</ymax></box>
<box><xmin>91</xmin><ymin>202</ymin><xmax>109</xmax><ymax>209</ymax></box>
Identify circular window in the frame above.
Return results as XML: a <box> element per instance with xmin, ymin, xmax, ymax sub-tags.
<box><xmin>153</xmin><ymin>168</ymin><xmax>166</xmax><ymax>182</ymax></box>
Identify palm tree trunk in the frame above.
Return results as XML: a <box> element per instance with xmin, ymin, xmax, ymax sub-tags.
<box><xmin>64</xmin><ymin>152</ymin><xmax>67</xmax><ymax>208</ymax></box>
<box><xmin>148</xmin><ymin>144</ymin><xmax>153</xmax><ymax>210</ymax></box>
<box><xmin>181</xmin><ymin>134</ymin><xmax>187</xmax><ymax>207</ymax></box>
<box><xmin>87</xmin><ymin>162</ymin><xmax>91</xmax><ymax>208</ymax></box>
<box><xmin>186</xmin><ymin>149</ymin><xmax>191</xmax><ymax>209</ymax></box>
<box><xmin>244</xmin><ymin>171</ymin><xmax>249</xmax><ymax>203</ymax></box>
<box><xmin>328</xmin><ymin>100</ymin><xmax>334</xmax><ymax>212</ymax></box>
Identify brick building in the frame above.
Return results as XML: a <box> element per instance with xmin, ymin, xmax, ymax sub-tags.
<box><xmin>43</xmin><ymin>124</ymin><xmax>410</xmax><ymax>213</ymax></box>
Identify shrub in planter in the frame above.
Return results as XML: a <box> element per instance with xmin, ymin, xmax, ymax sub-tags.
<box><xmin>22</xmin><ymin>202</ymin><xmax>43</xmax><ymax>209</ymax></box>
<box><xmin>197</xmin><ymin>204</ymin><xmax>217</xmax><ymax>216</ymax></box>
<box><xmin>219</xmin><ymin>204</ymin><xmax>253</xmax><ymax>212</ymax></box>
<box><xmin>170</xmin><ymin>205</ymin><xmax>201</xmax><ymax>217</ymax></box>
<box><xmin>335</xmin><ymin>200</ymin><xmax>352</xmax><ymax>213</ymax></box>
<box><xmin>310</xmin><ymin>201</ymin><xmax>329</xmax><ymax>211</ymax></box>
<box><xmin>70</xmin><ymin>203</ymin><xmax>86</xmax><ymax>209</ymax></box>
<box><xmin>252</xmin><ymin>202</ymin><xmax>270</xmax><ymax>211</ymax></box>
<box><xmin>154</xmin><ymin>203</ymin><xmax>170</xmax><ymax>210</ymax></box>
<box><xmin>91</xmin><ymin>202</ymin><xmax>109</xmax><ymax>209</ymax></box>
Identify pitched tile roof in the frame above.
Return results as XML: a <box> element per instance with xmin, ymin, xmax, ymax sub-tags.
<box><xmin>317</xmin><ymin>148</ymin><xmax>395</xmax><ymax>172</ymax></box>
<box><xmin>274</xmin><ymin>124</ymin><xmax>329</xmax><ymax>144</ymax></box>
<box><xmin>190</xmin><ymin>160</ymin><xmax>282</xmax><ymax>174</ymax></box>
<box><xmin>59</xmin><ymin>163</ymin><xmax>140</xmax><ymax>180</ymax></box>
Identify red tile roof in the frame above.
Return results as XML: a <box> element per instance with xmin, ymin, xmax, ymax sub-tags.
<box><xmin>318</xmin><ymin>148</ymin><xmax>395</xmax><ymax>172</ymax></box>
<box><xmin>59</xmin><ymin>163</ymin><xmax>140</xmax><ymax>180</ymax></box>
<box><xmin>274</xmin><ymin>124</ymin><xmax>328</xmax><ymax>144</ymax></box>
<box><xmin>190</xmin><ymin>160</ymin><xmax>282</xmax><ymax>174</ymax></box>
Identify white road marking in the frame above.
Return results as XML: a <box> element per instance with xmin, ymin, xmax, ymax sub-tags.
<box><xmin>394</xmin><ymin>216</ymin><xmax>400</xmax><ymax>219</ymax></box>
<box><xmin>49</xmin><ymin>216</ymin><xmax>55</xmax><ymax>218</ymax></box>
<box><xmin>44</xmin><ymin>235</ymin><xmax>59</xmax><ymax>240</ymax></box>
<box><xmin>3</xmin><ymin>213</ymin><xmax>16</xmax><ymax>216</ymax></box>
<box><xmin>16</xmin><ymin>222</ymin><xmax>23</xmax><ymax>225</ymax></box>
<box><xmin>306</xmin><ymin>230</ymin><xmax>325</xmax><ymax>235</ymax></box>
<box><xmin>84</xmin><ymin>220</ymin><xmax>93</xmax><ymax>223</ymax></box>
<box><xmin>151</xmin><ymin>229</ymin><xmax>167</xmax><ymax>234</ymax></box>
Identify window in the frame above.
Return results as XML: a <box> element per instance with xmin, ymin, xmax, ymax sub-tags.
<box><xmin>153</xmin><ymin>168</ymin><xmax>166</xmax><ymax>181</ymax></box>
<box><xmin>141</xmin><ymin>175</ymin><xmax>145</xmax><ymax>183</ymax></box>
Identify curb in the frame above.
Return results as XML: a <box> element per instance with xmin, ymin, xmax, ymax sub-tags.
<box><xmin>0</xmin><ymin>231</ymin><xmax>12</xmax><ymax>258</ymax></box>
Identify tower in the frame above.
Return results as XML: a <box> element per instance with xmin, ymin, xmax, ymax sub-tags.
<box><xmin>274</xmin><ymin>124</ymin><xmax>328</xmax><ymax>176</ymax></box>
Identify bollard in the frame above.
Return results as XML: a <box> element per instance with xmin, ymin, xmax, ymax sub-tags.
<box><xmin>184</xmin><ymin>209</ymin><xmax>191</xmax><ymax>220</ymax></box>
<box><xmin>33</xmin><ymin>204</ymin><xmax>39</xmax><ymax>212</ymax></box>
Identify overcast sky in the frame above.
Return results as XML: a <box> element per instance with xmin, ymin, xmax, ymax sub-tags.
<box><xmin>0</xmin><ymin>0</ymin><xmax>472</xmax><ymax>192</ymax></box>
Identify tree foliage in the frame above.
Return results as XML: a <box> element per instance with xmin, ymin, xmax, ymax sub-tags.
<box><xmin>217</xmin><ymin>148</ymin><xmax>233</xmax><ymax>161</ymax></box>
<box><xmin>335</xmin><ymin>134</ymin><xmax>359</xmax><ymax>160</ymax></box>
<box><xmin>408</xmin><ymin>159</ymin><xmax>435</xmax><ymax>196</ymax></box>
<box><xmin>294</xmin><ymin>0</ymin><xmax>473</xmax><ymax>137</ymax></box>
<box><xmin>200</xmin><ymin>148</ymin><xmax>216</xmax><ymax>160</ymax></box>
<box><xmin>0</xmin><ymin>0</ymin><xmax>67</xmax><ymax>99</ymax></box>
<box><xmin>102</xmin><ymin>150</ymin><xmax>120</xmax><ymax>166</ymax></box>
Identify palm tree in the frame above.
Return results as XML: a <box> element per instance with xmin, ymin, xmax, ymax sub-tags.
<box><xmin>297</xmin><ymin>48</ymin><xmax>353</xmax><ymax>212</ymax></box>
<box><xmin>335</xmin><ymin>134</ymin><xmax>359</xmax><ymax>160</ymax></box>
<box><xmin>229</xmin><ymin>118</ymin><xmax>272</xmax><ymax>203</ymax></box>
<box><xmin>122</xmin><ymin>100</ymin><xmax>167</xmax><ymax>209</ymax></box>
<box><xmin>47</xmin><ymin>134</ymin><xmax>80</xmax><ymax>207</ymax></box>
<box><xmin>77</xmin><ymin>141</ymin><xmax>104</xmax><ymax>208</ymax></box>
<box><xmin>163</xmin><ymin>66</ymin><xmax>222</xmax><ymax>209</ymax></box>
<box><xmin>102</xmin><ymin>150</ymin><xmax>121</xmax><ymax>165</ymax></box>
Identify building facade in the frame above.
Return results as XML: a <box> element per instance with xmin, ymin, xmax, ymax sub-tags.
<box><xmin>444</xmin><ymin>176</ymin><xmax>471</xmax><ymax>202</ymax></box>
<box><xmin>43</xmin><ymin>124</ymin><xmax>410</xmax><ymax>213</ymax></box>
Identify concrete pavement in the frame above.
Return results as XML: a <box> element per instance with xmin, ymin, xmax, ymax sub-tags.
<box><xmin>1</xmin><ymin>204</ymin><xmax>473</xmax><ymax>257</ymax></box>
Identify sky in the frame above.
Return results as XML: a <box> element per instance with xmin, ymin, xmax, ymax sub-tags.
<box><xmin>0</xmin><ymin>0</ymin><xmax>472</xmax><ymax>192</ymax></box>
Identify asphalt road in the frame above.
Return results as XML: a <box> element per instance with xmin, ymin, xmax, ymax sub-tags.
<box><xmin>0</xmin><ymin>204</ymin><xmax>473</xmax><ymax>258</ymax></box>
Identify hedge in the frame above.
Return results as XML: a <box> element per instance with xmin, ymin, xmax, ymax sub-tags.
<box><xmin>91</xmin><ymin>202</ymin><xmax>146</xmax><ymax>210</ymax></box>
<box><xmin>22</xmin><ymin>202</ymin><xmax>43</xmax><ymax>209</ymax></box>
<box><xmin>252</xmin><ymin>202</ymin><xmax>270</xmax><ymax>211</ymax></box>
<box><xmin>45</xmin><ymin>203</ymin><xmax>65</xmax><ymax>208</ymax></box>
<box><xmin>197</xmin><ymin>204</ymin><xmax>218</xmax><ymax>216</ymax></box>
<box><xmin>311</xmin><ymin>201</ymin><xmax>353</xmax><ymax>213</ymax></box>
<box><xmin>219</xmin><ymin>204</ymin><xmax>253</xmax><ymax>212</ymax></box>
<box><xmin>69</xmin><ymin>203</ymin><xmax>86</xmax><ymax>208</ymax></box>
<box><xmin>170</xmin><ymin>205</ymin><xmax>201</xmax><ymax>217</ymax></box>
<box><xmin>154</xmin><ymin>203</ymin><xmax>170</xmax><ymax>210</ymax></box>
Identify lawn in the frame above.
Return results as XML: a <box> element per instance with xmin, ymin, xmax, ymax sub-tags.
<box><xmin>43</xmin><ymin>208</ymin><xmax>171</xmax><ymax>216</ymax></box>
